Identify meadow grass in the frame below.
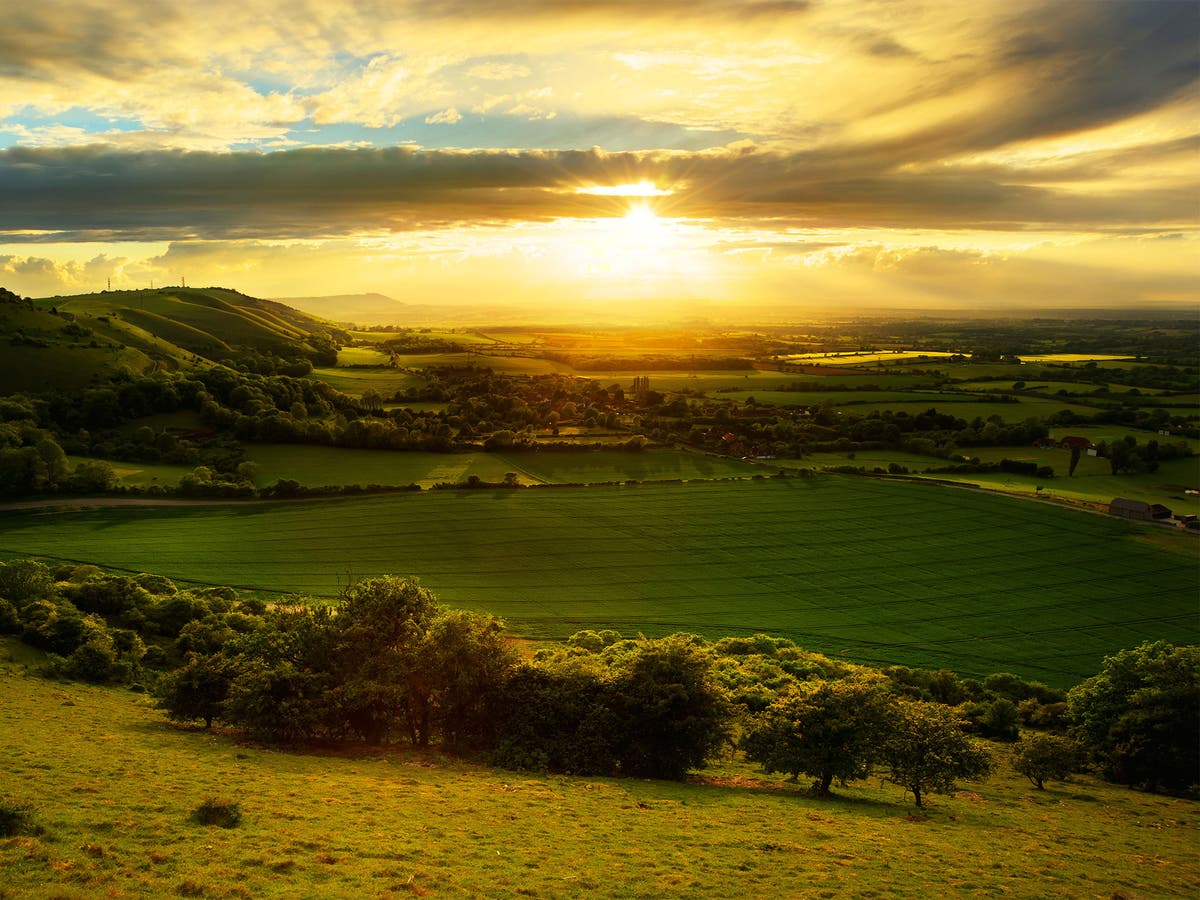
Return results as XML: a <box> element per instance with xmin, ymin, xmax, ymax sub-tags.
<box><xmin>1</xmin><ymin>655</ymin><xmax>1196</xmax><ymax>899</ymax></box>
<box><xmin>67</xmin><ymin>457</ymin><xmax>193</xmax><ymax>489</ymax></box>
<box><xmin>925</xmin><ymin>455</ymin><xmax>1200</xmax><ymax>517</ymax></box>
<box><xmin>779</xmin><ymin>351</ymin><xmax>962</xmax><ymax>365</ymax></box>
<box><xmin>240</xmin><ymin>446</ymin><xmax>762</xmax><ymax>488</ymax></box>
<box><xmin>843</xmin><ymin>397</ymin><xmax>1092</xmax><ymax>421</ymax></box>
<box><xmin>718</xmin><ymin>389</ymin><xmax>977</xmax><ymax>407</ymax></box>
<box><xmin>309</xmin><ymin>368</ymin><xmax>428</xmax><ymax>396</ymax></box>
<box><xmin>953</xmin><ymin>380</ymin><xmax>1165</xmax><ymax>396</ymax></box>
<box><xmin>2</xmin><ymin>477</ymin><xmax>1195</xmax><ymax>686</ymax></box>
<box><xmin>336</xmin><ymin>346</ymin><xmax>391</xmax><ymax>365</ymax></box>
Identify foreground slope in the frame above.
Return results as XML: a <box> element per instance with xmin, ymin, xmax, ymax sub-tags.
<box><xmin>0</xmin><ymin>654</ymin><xmax>1196</xmax><ymax>899</ymax></box>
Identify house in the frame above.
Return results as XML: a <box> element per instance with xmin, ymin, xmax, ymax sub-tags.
<box><xmin>1149</xmin><ymin>504</ymin><xmax>1174</xmax><ymax>520</ymax></box>
<box><xmin>1108</xmin><ymin>498</ymin><xmax>1152</xmax><ymax>521</ymax></box>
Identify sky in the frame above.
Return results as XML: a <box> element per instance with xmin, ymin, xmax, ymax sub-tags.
<box><xmin>0</xmin><ymin>0</ymin><xmax>1196</xmax><ymax>315</ymax></box>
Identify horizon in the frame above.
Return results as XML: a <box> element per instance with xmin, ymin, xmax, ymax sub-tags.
<box><xmin>0</xmin><ymin>1</ymin><xmax>1197</xmax><ymax>312</ymax></box>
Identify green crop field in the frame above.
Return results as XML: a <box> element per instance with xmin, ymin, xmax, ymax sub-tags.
<box><xmin>954</xmin><ymin>380</ymin><xmax>1163</xmax><ymax>396</ymax></box>
<box><xmin>242</xmin><ymin>445</ymin><xmax>762</xmax><ymax>488</ymax></box>
<box><xmin>719</xmin><ymin>390</ymin><xmax>970</xmax><ymax>407</ymax></box>
<box><xmin>2</xmin><ymin>663</ymin><xmax>1195</xmax><ymax>899</ymax></box>
<box><xmin>845</xmin><ymin>397</ymin><xmax>1092</xmax><ymax>421</ymax></box>
<box><xmin>309</xmin><ymin>367</ymin><xmax>428</xmax><ymax>396</ymax></box>
<box><xmin>2</xmin><ymin>478</ymin><xmax>1195</xmax><ymax>686</ymax></box>
<box><xmin>336</xmin><ymin>346</ymin><xmax>391</xmax><ymax>365</ymax></box>
<box><xmin>932</xmin><ymin>455</ymin><xmax>1200</xmax><ymax>516</ymax></box>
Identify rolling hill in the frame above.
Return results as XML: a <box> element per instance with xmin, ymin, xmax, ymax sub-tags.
<box><xmin>0</xmin><ymin>286</ymin><xmax>350</xmax><ymax>391</ymax></box>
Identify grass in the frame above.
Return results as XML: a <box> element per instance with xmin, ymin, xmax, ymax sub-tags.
<box><xmin>309</xmin><ymin>367</ymin><xmax>427</xmax><ymax>396</ymax></box>
<box><xmin>336</xmin><ymin>346</ymin><xmax>390</xmax><ymax>365</ymax></box>
<box><xmin>241</xmin><ymin>446</ymin><xmax>761</xmax><ymax>488</ymax></box>
<box><xmin>842</xmin><ymin>397</ymin><xmax>1092</xmax><ymax>421</ymax></box>
<box><xmin>0</xmin><ymin>655</ymin><xmax>1197</xmax><ymax>898</ymax></box>
<box><xmin>719</xmin><ymin>390</ymin><xmax>975</xmax><ymax>407</ymax></box>
<box><xmin>779</xmin><ymin>351</ymin><xmax>962</xmax><ymax>365</ymax></box>
<box><xmin>67</xmin><ymin>457</ymin><xmax>193</xmax><ymax>489</ymax></box>
<box><xmin>930</xmin><ymin>455</ymin><xmax>1200</xmax><ymax>517</ymax></box>
<box><xmin>2</xmin><ymin>477</ymin><xmax>1195</xmax><ymax>686</ymax></box>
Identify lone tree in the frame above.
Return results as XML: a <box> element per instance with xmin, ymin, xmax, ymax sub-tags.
<box><xmin>883</xmin><ymin>700</ymin><xmax>993</xmax><ymax>807</ymax></box>
<box><xmin>1011</xmin><ymin>733</ymin><xmax>1080</xmax><ymax>790</ymax></box>
<box><xmin>742</xmin><ymin>678</ymin><xmax>892</xmax><ymax>796</ymax></box>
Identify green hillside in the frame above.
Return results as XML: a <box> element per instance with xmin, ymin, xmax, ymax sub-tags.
<box><xmin>1</xmin><ymin>656</ymin><xmax>1196</xmax><ymax>899</ymax></box>
<box><xmin>0</xmin><ymin>286</ymin><xmax>350</xmax><ymax>392</ymax></box>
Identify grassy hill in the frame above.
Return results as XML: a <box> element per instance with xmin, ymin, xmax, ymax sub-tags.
<box><xmin>0</xmin><ymin>286</ymin><xmax>350</xmax><ymax>392</ymax></box>
<box><xmin>2</xmin><ymin>477</ymin><xmax>1194</xmax><ymax>686</ymax></box>
<box><xmin>0</xmin><ymin>649</ymin><xmax>1196</xmax><ymax>898</ymax></box>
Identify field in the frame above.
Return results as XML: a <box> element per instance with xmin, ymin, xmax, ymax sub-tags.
<box><xmin>2</xmin><ymin>477</ymin><xmax>1195</xmax><ymax>686</ymax></box>
<box><xmin>241</xmin><ymin>446</ymin><xmax>763</xmax><ymax>488</ymax></box>
<box><xmin>1</xmin><ymin>657</ymin><xmax>1197</xmax><ymax>899</ymax></box>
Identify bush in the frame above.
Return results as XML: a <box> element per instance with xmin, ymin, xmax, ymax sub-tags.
<box><xmin>0</xmin><ymin>798</ymin><xmax>40</xmax><ymax>837</ymax></box>
<box><xmin>190</xmin><ymin>798</ymin><xmax>242</xmax><ymax>828</ymax></box>
<box><xmin>0</xmin><ymin>597</ymin><xmax>19</xmax><ymax>635</ymax></box>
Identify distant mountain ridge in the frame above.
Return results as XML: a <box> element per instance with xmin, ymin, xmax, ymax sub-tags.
<box><xmin>274</xmin><ymin>293</ymin><xmax>412</xmax><ymax>326</ymax></box>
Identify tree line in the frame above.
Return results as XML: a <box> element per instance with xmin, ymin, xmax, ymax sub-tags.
<box><xmin>1</xmin><ymin>559</ymin><xmax>1195</xmax><ymax>799</ymax></box>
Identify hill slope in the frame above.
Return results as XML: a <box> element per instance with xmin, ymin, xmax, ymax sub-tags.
<box><xmin>1</xmin><ymin>652</ymin><xmax>1196</xmax><ymax>899</ymax></box>
<box><xmin>0</xmin><ymin>287</ymin><xmax>350</xmax><ymax>392</ymax></box>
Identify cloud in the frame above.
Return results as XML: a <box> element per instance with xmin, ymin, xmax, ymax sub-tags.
<box><xmin>425</xmin><ymin>108</ymin><xmax>463</xmax><ymax>125</ymax></box>
<box><xmin>468</xmin><ymin>62</ymin><xmax>532</xmax><ymax>81</ymax></box>
<box><xmin>0</xmin><ymin>140</ymin><xmax>1195</xmax><ymax>244</ymax></box>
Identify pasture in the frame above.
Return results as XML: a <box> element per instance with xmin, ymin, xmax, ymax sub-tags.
<box><xmin>241</xmin><ymin>446</ymin><xmax>762</xmax><ymax>488</ymax></box>
<box><xmin>2</xmin><ymin>663</ymin><xmax>1196</xmax><ymax>899</ymax></box>
<box><xmin>2</xmin><ymin>477</ymin><xmax>1195</xmax><ymax>686</ymax></box>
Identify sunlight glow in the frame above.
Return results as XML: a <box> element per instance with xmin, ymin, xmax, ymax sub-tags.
<box><xmin>575</xmin><ymin>180</ymin><xmax>674</xmax><ymax>197</ymax></box>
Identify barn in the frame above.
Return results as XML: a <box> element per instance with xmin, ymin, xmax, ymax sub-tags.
<box><xmin>1108</xmin><ymin>498</ymin><xmax>1152</xmax><ymax>521</ymax></box>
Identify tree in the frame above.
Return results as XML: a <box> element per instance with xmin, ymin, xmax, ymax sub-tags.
<box><xmin>491</xmin><ymin>661</ymin><xmax>618</xmax><ymax>774</ymax></box>
<box><xmin>1067</xmin><ymin>642</ymin><xmax>1199</xmax><ymax>793</ymax></box>
<box><xmin>159</xmin><ymin>654</ymin><xmax>234</xmax><ymax>728</ymax></box>
<box><xmin>331</xmin><ymin>576</ymin><xmax>438</xmax><ymax>744</ymax></box>
<box><xmin>415</xmin><ymin>609</ymin><xmax>517</xmax><ymax>750</ymax></box>
<box><xmin>1011</xmin><ymin>734</ymin><xmax>1080</xmax><ymax>790</ymax></box>
<box><xmin>608</xmin><ymin>636</ymin><xmax>732</xmax><ymax>780</ymax></box>
<box><xmin>883</xmin><ymin>700</ymin><xmax>993</xmax><ymax>807</ymax></box>
<box><xmin>742</xmin><ymin>678</ymin><xmax>892</xmax><ymax>795</ymax></box>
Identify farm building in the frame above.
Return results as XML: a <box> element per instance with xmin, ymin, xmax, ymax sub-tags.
<box><xmin>1060</xmin><ymin>436</ymin><xmax>1092</xmax><ymax>450</ymax></box>
<box><xmin>1108</xmin><ymin>498</ymin><xmax>1153</xmax><ymax>521</ymax></box>
<box><xmin>1149</xmin><ymin>504</ymin><xmax>1174</xmax><ymax>520</ymax></box>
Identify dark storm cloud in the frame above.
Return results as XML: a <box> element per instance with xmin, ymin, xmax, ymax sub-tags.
<box><xmin>920</xmin><ymin>0</ymin><xmax>1196</xmax><ymax>160</ymax></box>
<box><xmin>2</xmin><ymin>140</ymin><xmax>1194</xmax><ymax>242</ymax></box>
<box><xmin>0</xmin><ymin>0</ymin><xmax>181</xmax><ymax>81</ymax></box>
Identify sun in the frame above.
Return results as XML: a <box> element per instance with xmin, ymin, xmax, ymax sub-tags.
<box><xmin>619</xmin><ymin>201</ymin><xmax>667</xmax><ymax>245</ymax></box>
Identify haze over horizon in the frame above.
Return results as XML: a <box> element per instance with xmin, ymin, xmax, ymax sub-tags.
<box><xmin>0</xmin><ymin>1</ymin><xmax>1196</xmax><ymax>314</ymax></box>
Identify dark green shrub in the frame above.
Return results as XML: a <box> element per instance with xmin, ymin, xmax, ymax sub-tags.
<box><xmin>0</xmin><ymin>798</ymin><xmax>40</xmax><ymax>837</ymax></box>
<box><xmin>190</xmin><ymin>798</ymin><xmax>242</xmax><ymax>828</ymax></box>
<box><xmin>0</xmin><ymin>597</ymin><xmax>19</xmax><ymax>635</ymax></box>
<box><xmin>0</xmin><ymin>559</ymin><xmax>55</xmax><ymax>607</ymax></box>
<box><xmin>134</xmin><ymin>573</ymin><xmax>177</xmax><ymax>596</ymax></box>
